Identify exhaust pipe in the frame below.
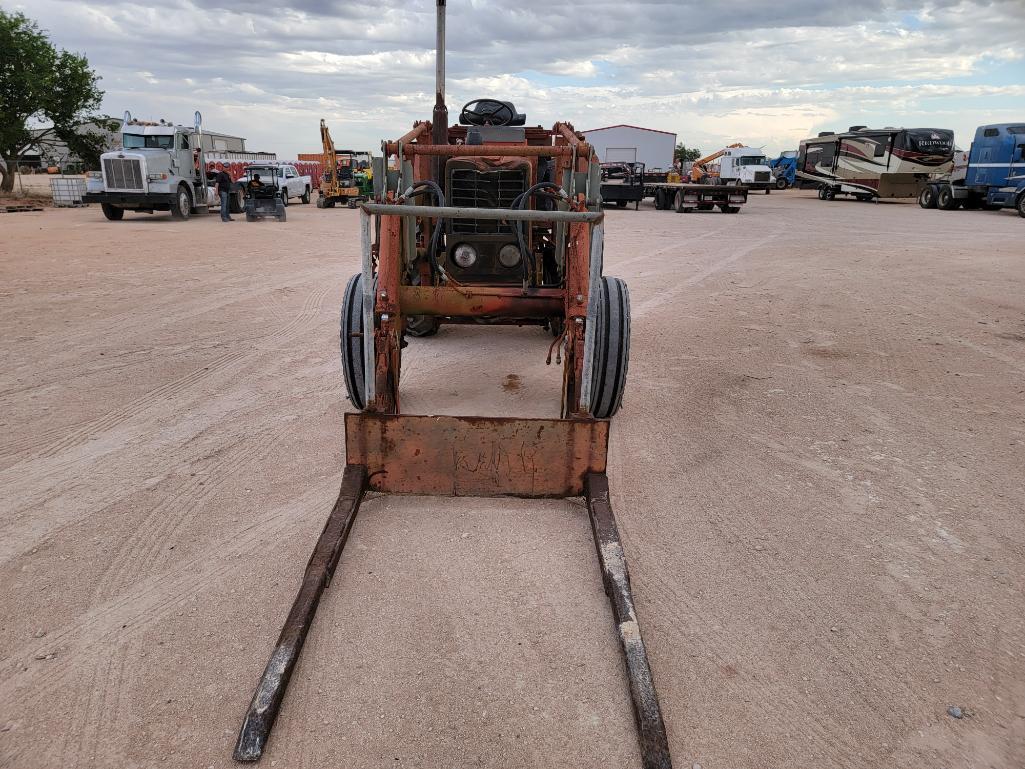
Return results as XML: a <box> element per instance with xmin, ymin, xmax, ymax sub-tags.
<box><xmin>431</xmin><ymin>0</ymin><xmax>448</xmax><ymax>181</ymax></box>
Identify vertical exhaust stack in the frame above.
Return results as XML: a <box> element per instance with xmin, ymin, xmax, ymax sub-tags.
<box><xmin>431</xmin><ymin>0</ymin><xmax>448</xmax><ymax>183</ymax></box>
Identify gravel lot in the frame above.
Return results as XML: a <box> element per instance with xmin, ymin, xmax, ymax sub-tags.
<box><xmin>1</xmin><ymin>192</ymin><xmax>1023</xmax><ymax>768</ymax></box>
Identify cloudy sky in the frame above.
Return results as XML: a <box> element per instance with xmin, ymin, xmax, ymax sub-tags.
<box><xmin>14</xmin><ymin>0</ymin><xmax>1025</xmax><ymax>160</ymax></box>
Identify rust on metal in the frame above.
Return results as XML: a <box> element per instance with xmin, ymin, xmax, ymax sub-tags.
<box><xmin>384</xmin><ymin>142</ymin><xmax>578</xmax><ymax>158</ymax></box>
<box><xmin>234</xmin><ymin>465</ymin><xmax>368</xmax><ymax>762</ymax></box>
<box><xmin>398</xmin><ymin>285</ymin><xmax>564</xmax><ymax>317</ymax></box>
<box><xmin>345</xmin><ymin>412</ymin><xmax>608</xmax><ymax>497</ymax></box>
<box><xmin>585</xmin><ymin>472</ymin><xmax>673</xmax><ymax>769</ymax></box>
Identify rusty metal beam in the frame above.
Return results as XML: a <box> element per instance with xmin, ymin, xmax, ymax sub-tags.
<box><xmin>383</xmin><ymin>143</ymin><xmax>576</xmax><ymax>158</ymax></box>
<box><xmin>233</xmin><ymin>465</ymin><xmax>368</xmax><ymax>762</ymax></box>
<box><xmin>398</xmin><ymin>285</ymin><xmax>563</xmax><ymax>317</ymax></box>
<box><xmin>585</xmin><ymin>473</ymin><xmax>673</xmax><ymax>769</ymax></box>
<box><xmin>345</xmin><ymin>413</ymin><xmax>608</xmax><ymax>497</ymax></box>
<box><xmin>361</xmin><ymin>202</ymin><xmax>603</xmax><ymax>224</ymax></box>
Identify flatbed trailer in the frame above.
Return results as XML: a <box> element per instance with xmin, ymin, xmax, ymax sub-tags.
<box><xmin>645</xmin><ymin>182</ymin><xmax>748</xmax><ymax>213</ymax></box>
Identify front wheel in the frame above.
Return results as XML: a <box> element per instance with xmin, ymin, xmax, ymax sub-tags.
<box><xmin>775</xmin><ymin>177</ymin><xmax>788</xmax><ymax>190</ymax></box>
<box><xmin>280</xmin><ymin>190</ymin><xmax>289</xmax><ymax>207</ymax></box>
<box><xmin>169</xmin><ymin>185</ymin><xmax>192</xmax><ymax>220</ymax></box>
<box><xmin>588</xmin><ymin>276</ymin><xmax>631</xmax><ymax>419</ymax></box>
<box><xmin>101</xmin><ymin>203</ymin><xmax>124</xmax><ymax>221</ymax></box>
<box><xmin>340</xmin><ymin>273</ymin><xmax>368</xmax><ymax>410</ymax></box>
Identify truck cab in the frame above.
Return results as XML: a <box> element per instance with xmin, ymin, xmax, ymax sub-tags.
<box><xmin>920</xmin><ymin>123</ymin><xmax>1025</xmax><ymax>217</ymax></box>
<box><xmin>717</xmin><ymin>147</ymin><xmax>774</xmax><ymax>192</ymax></box>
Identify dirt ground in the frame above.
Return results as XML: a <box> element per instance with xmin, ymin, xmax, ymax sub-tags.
<box><xmin>1</xmin><ymin>192</ymin><xmax>1023</xmax><ymax>769</ymax></box>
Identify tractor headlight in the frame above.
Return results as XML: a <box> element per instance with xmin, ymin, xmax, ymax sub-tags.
<box><xmin>452</xmin><ymin>243</ymin><xmax>478</xmax><ymax>268</ymax></box>
<box><xmin>498</xmin><ymin>244</ymin><xmax>522</xmax><ymax>268</ymax></box>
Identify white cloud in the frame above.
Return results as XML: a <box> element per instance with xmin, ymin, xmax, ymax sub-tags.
<box><xmin>18</xmin><ymin>0</ymin><xmax>1025</xmax><ymax>157</ymax></box>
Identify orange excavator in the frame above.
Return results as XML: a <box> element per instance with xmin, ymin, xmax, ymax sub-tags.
<box><xmin>689</xmin><ymin>143</ymin><xmax>745</xmax><ymax>182</ymax></box>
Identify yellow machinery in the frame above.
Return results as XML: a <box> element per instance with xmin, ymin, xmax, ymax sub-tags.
<box><xmin>313</xmin><ymin>119</ymin><xmax>373</xmax><ymax>208</ymax></box>
<box><xmin>689</xmin><ymin>142</ymin><xmax>744</xmax><ymax>182</ymax></box>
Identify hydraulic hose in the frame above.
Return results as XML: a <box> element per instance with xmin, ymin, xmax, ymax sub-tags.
<box><xmin>511</xmin><ymin>182</ymin><xmax>568</xmax><ymax>287</ymax></box>
<box><xmin>398</xmin><ymin>180</ymin><xmax>447</xmax><ymax>282</ymax></box>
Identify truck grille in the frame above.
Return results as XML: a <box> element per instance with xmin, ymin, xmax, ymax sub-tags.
<box><xmin>449</xmin><ymin>169</ymin><xmax>526</xmax><ymax>234</ymax></box>
<box><xmin>103</xmin><ymin>158</ymin><xmax>144</xmax><ymax>191</ymax></box>
<box><xmin>754</xmin><ymin>171</ymin><xmax>770</xmax><ymax>182</ymax></box>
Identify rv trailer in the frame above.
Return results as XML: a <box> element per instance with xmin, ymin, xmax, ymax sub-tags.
<box><xmin>797</xmin><ymin>126</ymin><xmax>954</xmax><ymax>201</ymax></box>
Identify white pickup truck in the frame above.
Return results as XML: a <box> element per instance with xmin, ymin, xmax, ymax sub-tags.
<box><xmin>238</xmin><ymin>163</ymin><xmax>312</xmax><ymax>205</ymax></box>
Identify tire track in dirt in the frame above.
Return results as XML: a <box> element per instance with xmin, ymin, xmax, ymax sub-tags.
<box><xmin>0</xmin><ymin>483</ymin><xmax>332</xmax><ymax>721</ymax></box>
<box><xmin>91</xmin><ymin>426</ymin><xmax>285</xmax><ymax>602</ymax></box>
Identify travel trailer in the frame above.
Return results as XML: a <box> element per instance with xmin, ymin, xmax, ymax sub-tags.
<box><xmin>797</xmin><ymin>126</ymin><xmax>954</xmax><ymax>200</ymax></box>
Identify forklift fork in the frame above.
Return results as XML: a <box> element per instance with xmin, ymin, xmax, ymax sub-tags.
<box><xmin>234</xmin><ymin>414</ymin><xmax>672</xmax><ymax>768</ymax></box>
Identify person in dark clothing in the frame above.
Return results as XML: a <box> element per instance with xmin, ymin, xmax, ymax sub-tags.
<box><xmin>215</xmin><ymin>167</ymin><xmax>234</xmax><ymax>221</ymax></box>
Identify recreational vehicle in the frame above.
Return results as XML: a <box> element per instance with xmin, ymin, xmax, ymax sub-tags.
<box><xmin>797</xmin><ymin>126</ymin><xmax>954</xmax><ymax>201</ymax></box>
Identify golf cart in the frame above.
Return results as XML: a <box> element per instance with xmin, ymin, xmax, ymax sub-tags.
<box><xmin>244</xmin><ymin>168</ymin><xmax>286</xmax><ymax>222</ymax></box>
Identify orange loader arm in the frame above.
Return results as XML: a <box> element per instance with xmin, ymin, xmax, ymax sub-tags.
<box><xmin>689</xmin><ymin>142</ymin><xmax>744</xmax><ymax>182</ymax></box>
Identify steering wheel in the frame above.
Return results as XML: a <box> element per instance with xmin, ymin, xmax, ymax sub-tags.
<box><xmin>460</xmin><ymin>99</ymin><xmax>515</xmax><ymax>127</ymax></box>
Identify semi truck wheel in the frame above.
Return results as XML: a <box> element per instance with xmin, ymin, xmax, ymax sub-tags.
<box><xmin>170</xmin><ymin>185</ymin><xmax>192</xmax><ymax>220</ymax></box>
<box><xmin>588</xmin><ymin>276</ymin><xmax>631</xmax><ymax>420</ymax></box>
<box><xmin>340</xmin><ymin>273</ymin><xmax>368</xmax><ymax>409</ymax></box>
<box><xmin>919</xmin><ymin>186</ymin><xmax>937</xmax><ymax>209</ymax></box>
<box><xmin>937</xmin><ymin>186</ymin><xmax>959</xmax><ymax>210</ymax></box>
<box><xmin>775</xmin><ymin>177</ymin><xmax>788</xmax><ymax>190</ymax></box>
<box><xmin>101</xmin><ymin>203</ymin><xmax>124</xmax><ymax>221</ymax></box>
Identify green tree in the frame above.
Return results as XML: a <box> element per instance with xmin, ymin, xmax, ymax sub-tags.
<box><xmin>674</xmin><ymin>143</ymin><xmax>701</xmax><ymax>163</ymax></box>
<box><xmin>0</xmin><ymin>9</ymin><xmax>115</xmax><ymax>191</ymax></box>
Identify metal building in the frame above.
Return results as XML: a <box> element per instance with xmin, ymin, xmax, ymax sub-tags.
<box><xmin>580</xmin><ymin>124</ymin><xmax>677</xmax><ymax>171</ymax></box>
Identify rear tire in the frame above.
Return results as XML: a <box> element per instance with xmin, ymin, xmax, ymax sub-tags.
<box><xmin>589</xmin><ymin>276</ymin><xmax>630</xmax><ymax>419</ymax></box>
<box><xmin>1017</xmin><ymin>194</ymin><xmax>1025</xmax><ymax>219</ymax></box>
<box><xmin>229</xmin><ymin>189</ymin><xmax>245</xmax><ymax>214</ymax></box>
<box><xmin>101</xmin><ymin>203</ymin><xmax>124</xmax><ymax>221</ymax></box>
<box><xmin>301</xmin><ymin>187</ymin><xmax>311</xmax><ymax>204</ymax></box>
<box><xmin>919</xmin><ymin>186</ymin><xmax>937</xmax><ymax>209</ymax></box>
<box><xmin>340</xmin><ymin>273</ymin><xmax>368</xmax><ymax>410</ymax></box>
<box><xmin>615</xmin><ymin>200</ymin><xmax>627</xmax><ymax>208</ymax></box>
<box><xmin>169</xmin><ymin>185</ymin><xmax>191</xmax><ymax>220</ymax></box>
<box><xmin>937</xmin><ymin>186</ymin><xmax>959</xmax><ymax>210</ymax></box>
<box><xmin>674</xmin><ymin>190</ymin><xmax>686</xmax><ymax>213</ymax></box>
<box><xmin>719</xmin><ymin>205</ymin><xmax>740</xmax><ymax>214</ymax></box>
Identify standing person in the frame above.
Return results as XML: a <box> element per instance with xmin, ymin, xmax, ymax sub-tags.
<box><xmin>215</xmin><ymin>166</ymin><xmax>234</xmax><ymax>222</ymax></box>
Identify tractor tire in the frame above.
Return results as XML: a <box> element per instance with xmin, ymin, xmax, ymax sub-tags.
<box><xmin>937</xmin><ymin>185</ymin><xmax>959</xmax><ymax>210</ymax></box>
<box><xmin>919</xmin><ymin>186</ymin><xmax>937</xmax><ymax>209</ymax></box>
<box><xmin>275</xmin><ymin>201</ymin><xmax>286</xmax><ymax>222</ymax></box>
<box><xmin>229</xmin><ymin>189</ymin><xmax>245</xmax><ymax>214</ymax></box>
<box><xmin>316</xmin><ymin>196</ymin><xmax>326</xmax><ymax>209</ymax></box>
<box><xmin>101</xmin><ymin>204</ymin><xmax>124</xmax><ymax>221</ymax></box>
<box><xmin>340</xmin><ymin>273</ymin><xmax>369</xmax><ymax>410</ymax></box>
<box><xmin>405</xmin><ymin>315</ymin><xmax>440</xmax><ymax>337</ymax></box>
<box><xmin>170</xmin><ymin>185</ymin><xmax>192</xmax><ymax>220</ymax></box>
<box><xmin>301</xmin><ymin>187</ymin><xmax>311</xmax><ymax>204</ymax></box>
<box><xmin>589</xmin><ymin>276</ymin><xmax>631</xmax><ymax>419</ymax></box>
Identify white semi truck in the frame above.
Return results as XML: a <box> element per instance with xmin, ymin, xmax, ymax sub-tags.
<box><xmin>84</xmin><ymin>111</ymin><xmax>274</xmax><ymax>221</ymax></box>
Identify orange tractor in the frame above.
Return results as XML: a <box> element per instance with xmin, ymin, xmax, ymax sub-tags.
<box><xmin>234</xmin><ymin>3</ymin><xmax>671</xmax><ymax>767</ymax></box>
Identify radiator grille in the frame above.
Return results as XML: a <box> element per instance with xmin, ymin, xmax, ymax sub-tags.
<box><xmin>449</xmin><ymin>169</ymin><xmax>526</xmax><ymax>234</ymax></box>
<box><xmin>103</xmin><ymin>158</ymin><xmax>144</xmax><ymax>190</ymax></box>
<box><xmin>754</xmin><ymin>171</ymin><xmax>770</xmax><ymax>182</ymax></box>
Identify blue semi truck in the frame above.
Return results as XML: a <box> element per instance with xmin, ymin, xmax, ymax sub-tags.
<box><xmin>919</xmin><ymin>123</ymin><xmax>1025</xmax><ymax>217</ymax></box>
